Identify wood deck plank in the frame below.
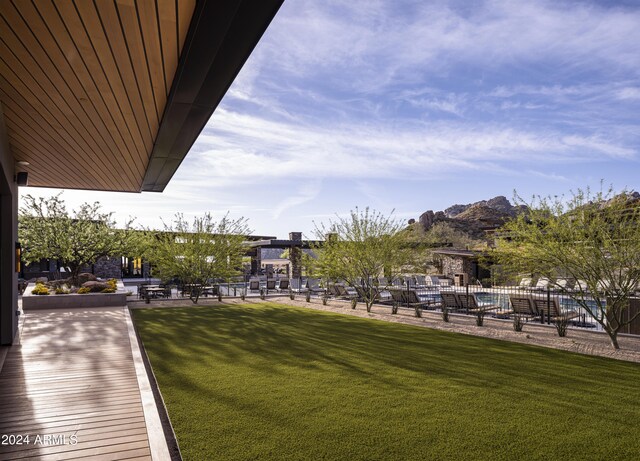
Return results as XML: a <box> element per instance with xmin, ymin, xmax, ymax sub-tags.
<box><xmin>0</xmin><ymin>306</ymin><xmax>160</xmax><ymax>461</ymax></box>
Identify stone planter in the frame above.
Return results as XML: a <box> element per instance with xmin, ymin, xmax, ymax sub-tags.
<box><xmin>22</xmin><ymin>281</ymin><xmax>128</xmax><ymax>310</ymax></box>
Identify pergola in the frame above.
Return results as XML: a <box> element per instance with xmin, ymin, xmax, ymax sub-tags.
<box><xmin>0</xmin><ymin>0</ymin><xmax>283</xmax><ymax>345</ymax></box>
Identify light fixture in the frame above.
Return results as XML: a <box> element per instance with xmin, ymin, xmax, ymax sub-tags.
<box><xmin>15</xmin><ymin>172</ymin><xmax>28</xmax><ymax>186</ymax></box>
<box><xmin>16</xmin><ymin>160</ymin><xmax>30</xmax><ymax>166</ymax></box>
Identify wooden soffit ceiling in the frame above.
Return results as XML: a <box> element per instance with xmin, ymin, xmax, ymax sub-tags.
<box><xmin>0</xmin><ymin>0</ymin><xmax>283</xmax><ymax>193</ymax></box>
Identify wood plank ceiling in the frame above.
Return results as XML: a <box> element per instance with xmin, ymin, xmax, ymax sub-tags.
<box><xmin>0</xmin><ymin>0</ymin><xmax>196</xmax><ymax>192</ymax></box>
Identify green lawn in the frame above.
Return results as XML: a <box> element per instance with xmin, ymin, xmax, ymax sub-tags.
<box><xmin>132</xmin><ymin>303</ymin><xmax>640</xmax><ymax>461</ymax></box>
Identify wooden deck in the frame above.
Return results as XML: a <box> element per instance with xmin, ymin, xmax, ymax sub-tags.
<box><xmin>0</xmin><ymin>306</ymin><xmax>164</xmax><ymax>460</ymax></box>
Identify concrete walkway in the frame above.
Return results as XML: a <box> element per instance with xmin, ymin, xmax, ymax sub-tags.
<box><xmin>0</xmin><ymin>306</ymin><xmax>170</xmax><ymax>460</ymax></box>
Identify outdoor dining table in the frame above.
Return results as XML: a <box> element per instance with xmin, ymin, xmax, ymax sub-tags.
<box><xmin>144</xmin><ymin>287</ymin><xmax>166</xmax><ymax>298</ymax></box>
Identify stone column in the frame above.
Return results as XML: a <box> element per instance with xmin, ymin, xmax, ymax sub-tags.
<box><xmin>289</xmin><ymin>232</ymin><xmax>302</xmax><ymax>279</ymax></box>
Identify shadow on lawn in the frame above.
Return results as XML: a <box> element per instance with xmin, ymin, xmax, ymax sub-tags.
<box><xmin>132</xmin><ymin>303</ymin><xmax>640</xmax><ymax>428</ymax></box>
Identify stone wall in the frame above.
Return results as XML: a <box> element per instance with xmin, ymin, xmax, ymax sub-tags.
<box><xmin>92</xmin><ymin>256</ymin><xmax>122</xmax><ymax>279</ymax></box>
<box><xmin>440</xmin><ymin>255</ymin><xmax>475</xmax><ymax>285</ymax></box>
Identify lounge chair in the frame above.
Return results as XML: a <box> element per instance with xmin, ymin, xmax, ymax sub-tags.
<box><xmin>414</xmin><ymin>275</ymin><xmax>427</xmax><ymax>288</ymax></box>
<box><xmin>248</xmin><ymin>279</ymin><xmax>260</xmax><ymax>292</ymax></box>
<box><xmin>289</xmin><ymin>278</ymin><xmax>308</xmax><ymax>293</ymax></box>
<box><xmin>425</xmin><ymin>276</ymin><xmax>441</xmax><ymax>287</ymax></box>
<box><xmin>355</xmin><ymin>285</ymin><xmax>392</xmax><ymax>304</ymax></box>
<box><xmin>265</xmin><ymin>279</ymin><xmax>277</xmax><ymax>292</ymax></box>
<box><xmin>519</xmin><ymin>277</ymin><xmax>534</xmax><ymax>289</ymax></box>
<box><xmin>326</xmin><ymin>284</ymin><xmax>341</xmax><ymax>297</ymax></box>
<box><xmin>336</xmin><ymin>284</ymin><xmax>357</xmax><ymax>299</ymax></box>
<box><xmin>555</xmin><ymin>278</ymin><xmax>573</xmax><ymax>291</ymax></box>
<box><xmin>306</xmin><ymin>278</ymin><xmax>325</xmax><ymax>294</ymax></box>
<box><xmin>533</xmin><ymin>277</ymin><xmax>552</xmax><ymax>291</ymax></box>
<box><xmin>404</xmin><ymin>289</ymin><xmax>439</xmax><ymax>309</ymax></box>
<box><xmin>440</xmin><ymin>291</ymin><xmax>462</xmax><ymax>312</ymax></box>
<box><xmin>405</xmin><ymin>277</ymin><xmax>418</xmax><ymax>289</ymax></box>
<box><xmin>277</xmin><ymin>279</ymin><xmax>290</xmax><ymax>292</ymax></box>
<box><xmin>530</xmin><ymin>296</ymin><xmax>579</xmax><ymax>322</ymax></box>
<box><xmin>573</xmin><ymin>279</ymin><xmax>589</xmax><ymax>292</ymax></box>
<box><xmin>457</xmin><ymin>293</ymin><xmax>500</xmax><ymax>313</ymax></box>
<box><xmin>508</xmin><ymin>295</ymin><xmax>540</xmax><ymax>321</ymax></box>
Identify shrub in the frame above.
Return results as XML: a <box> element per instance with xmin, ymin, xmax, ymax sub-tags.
<box><xmin>101</xmin><ymin>288</ymin><xmax>116</xmax><ymax>293</ymax></box>
<box><xmin>77</xmin><ymin>287</ymin><xmax>91</xmax><ymax>294</ymax></box>
<box><xmin>55</xmin><ymin>287</ymin><xmax>70</xmax><ymax>295</ymax></box>
<box><xmin>513</xmin><ymin>315</ymin><xmax>525</xmax><ymax>332</ymax></box>
<box><xmin>32</xmin><ymin>283</ymin><xmax>50</xmax><ymax>295</ymax></box>
<box><xmin>555</xmin><ymin>316</ymin><xmax>569</xmax><ymax>337</ymax></box>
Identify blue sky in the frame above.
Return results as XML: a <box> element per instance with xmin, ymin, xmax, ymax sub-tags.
<box><xmin>21</xmin><ymin>0</ymin><xmax>640</xmax><ymax>238</ymax></box>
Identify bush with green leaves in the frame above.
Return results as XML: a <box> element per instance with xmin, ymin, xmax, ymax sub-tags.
<box><xmin>146</xmin><ymin>213</ymin><xmax>249</xmax><ymax>304</ymax></box>
<box><xmin>19</xmin><ymin>194</ymin><xmax>141</xmax><ymax>287</ymax></box>
<box><xmin>313</xmin><ymin>207</ymin><xmax>414</xmax><ymax>312</ymax></box>
<box><xmin>32</xmin><ymin>283</ymin><xmax>49</xmax><ymax>295</ymax></box>
<box><xmin>493</xmin><ymin>185</ymin><xmax>640</xmax><ymax>349</ymax></box>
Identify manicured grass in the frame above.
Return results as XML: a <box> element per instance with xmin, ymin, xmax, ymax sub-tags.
<box><xmin>132</xmin><ymin>303</ymin><xmax>640</xmax><ymax>461</ymax></box>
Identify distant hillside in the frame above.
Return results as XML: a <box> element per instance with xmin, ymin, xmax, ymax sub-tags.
<box><xmin>412</xmin><ymin>196</ymin><xmax>526</xmax><ymax>240</ymax></box>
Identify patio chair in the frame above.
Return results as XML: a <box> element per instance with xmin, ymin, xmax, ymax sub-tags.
<box><xmin>573</xmin><ymin>279</ymin><xmax>589</xmax><ymax>292</ymax></box>
<box><xmin>404</xmin><ymin>289</ymin><xmax>439</xmax><ymax>309</ymax></box>
<box><xmin>457</xmin><ymin>293</ymin><xmax>500</xmax><ymax>313</ymax></box>
<box><xmin>277</xmin><ymin>279</ymin><xmax>290</xmax><ymax>292</ymax></box>
<box><xmin>336</xmin><ymin>284</ymin><xmax>357</xmax><ymax>299</ymax></box>
<box><xmin>507</xmin><ymin>295</ymin><xmax>540</xmax><ymax>321</ymax></box>
<box><xmin>440</xmin><ymin>291</ymin><xmax>462</xmax><ymax>312</ymax></box>
<box><xmin>355</xmin><ymin>285</ymin><xmax>392</xmax><ymax>304</ymax></box>
<box><xmin>518</xmin><ymin>277</ymin><xmax>534</xmax><ymax>289</ymax></box>
<box><xmin>555</xmin><ymin>278</ymin><xmax>573</xmax><ymax>291</ymax></box>
<box><xmin>248</xmin><ymin>279</ymin><xmax>260</xmax><ymax>292</ymax></box>
<box><xmin>326</xmin><ymin>284</ymin><xmax>341</xmax><ymax>298</ymax></box>
<box><xmin>290</xmin><ymin>278</ymin><xmax>308</xmax><ymax>293</ymax></box>
<box><xmin>530</xmin><ymin>296</ymin><xmax>579</xmax><ymax>322</ymax></box>
<box><xmin>306</xmin><ymin>278</ymin><xmax>325</xmax><ymax>294</ymax></box>
<box><xmin>414</xmin><ymin>275</ymin><xmax>427</xmax><ymax>288</ymax></box>
<box><xmin>265</xmin><ymin>279</ymin><xmax>277</xmax><ymax>292</ymax></box>
<box><xmin>425</xmin><ymin>276</ymin><xmax>441</xmax><ymax>287</ymax></box>
<box><xmin>533</xmin><ymin>277</ymin><xmax>552</xmax><ymax>290</ymax></box>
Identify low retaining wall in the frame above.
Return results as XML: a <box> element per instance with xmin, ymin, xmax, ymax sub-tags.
<box><xmin>22</xmin><ymin>281</ymin><xmax>127</xmax><ymax>310</ymax></box>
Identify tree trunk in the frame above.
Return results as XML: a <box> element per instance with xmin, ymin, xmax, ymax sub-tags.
<box><xmin>366</xmin><ymin>300</ymin><xmax>373</xmax><ymax>312</ymax></box>
<box><xmin>606</xmin><ymin>329</ymin><xmax>620</xmax><ymax>350</ymax></box>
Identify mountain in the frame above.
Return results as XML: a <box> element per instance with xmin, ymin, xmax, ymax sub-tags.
<box><xmin>415</xmin><ymin>196</ymin><xmax>525</xmax><ymax>238</ymax></box>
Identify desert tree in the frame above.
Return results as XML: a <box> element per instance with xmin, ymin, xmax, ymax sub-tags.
<box><xmin>313</xmin><ymin>207</ymin><xmax>414</xmax><ymax>311</ymax></box>
<box><xmin>492</xmin><ymin>186</ymin><xmax>640</xmax><ymax>349</ymax></box>
<box><xmin>147</xmin><ymin>213</ymin><xmax>249</xmax><ymax>303</ymax></box>
<box><xmin>19</xmin><ymin>194</ymin><xmax>140</xmax><ymax>286</ymax></box>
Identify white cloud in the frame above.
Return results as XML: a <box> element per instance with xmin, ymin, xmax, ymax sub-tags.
<box><xmin>615</xmin><ymin>87</ymin><xmax>640</xmax><ymax>100</ymax></box>
<box><xmin>254</xmin><ymin>0</ymin><xmax>640</xmax><ymax>95</ymax></box>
